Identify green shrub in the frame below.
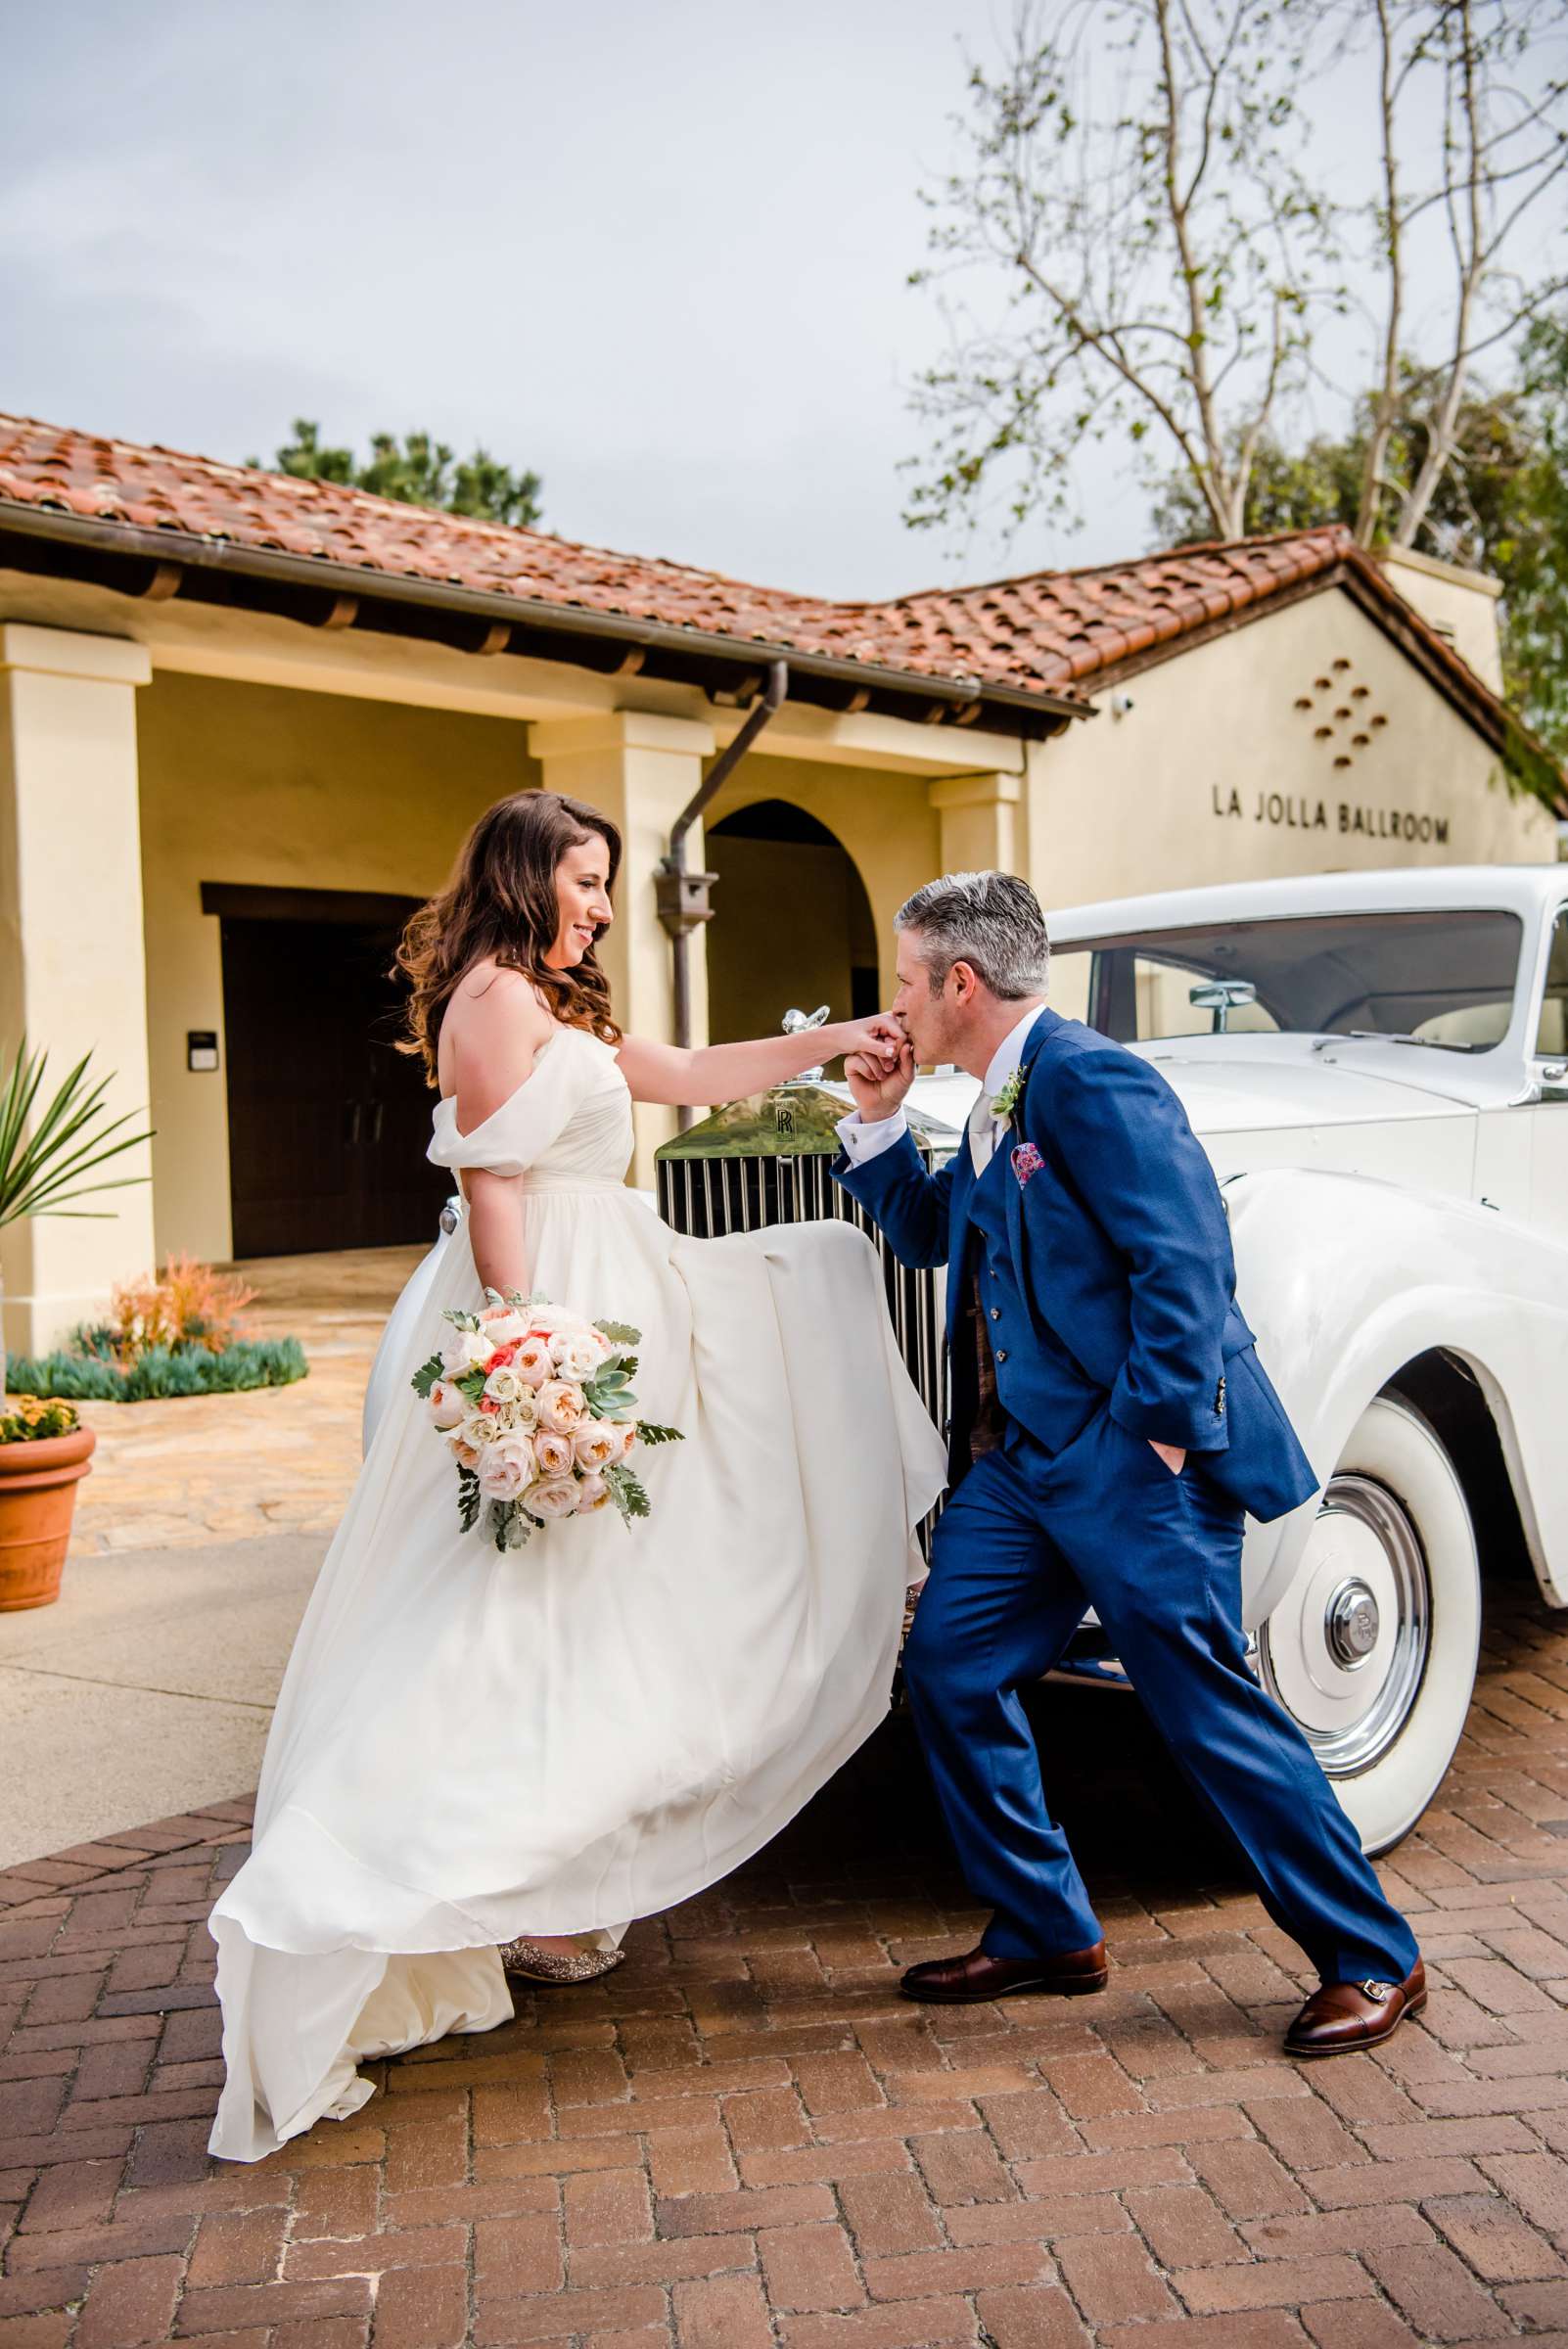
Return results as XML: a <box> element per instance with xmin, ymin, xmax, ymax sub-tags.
<box><xmin>6</xmin><ymin>1336</ymin><xmax>308</xmax><ymax>1404</ymax></box>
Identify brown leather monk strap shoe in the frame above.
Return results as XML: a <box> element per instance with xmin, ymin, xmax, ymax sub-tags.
<box><xmin>900</xmin><ymin>1940</ymin><xmax>1108</xmax><ymax>2004</ymax></box>
<box><xmin>1284</xmin><ymin>1958</ymin><xmax>1426</xmax><ymax>2057</ymax></box>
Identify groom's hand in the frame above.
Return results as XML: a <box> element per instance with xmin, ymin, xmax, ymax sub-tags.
<box><xmin>846</xmin><ymin>1037</ymin><xmax>916</xmax><ymax>1123</ymax></box>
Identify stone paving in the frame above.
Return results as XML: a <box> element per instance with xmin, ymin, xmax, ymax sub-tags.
<box><xmin>68</xmin><ymin>1250</ymin><xmax>421</xmax><ymax>1559</ymax></box>
<box><xmin>3</xmin><ymin>1583</ymin><xmax>1568</xmax><ymax>2347</ymax></box>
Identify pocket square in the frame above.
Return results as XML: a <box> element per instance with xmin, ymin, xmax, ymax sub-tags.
<box><xmin>1011</xmin><ymin>1141</ymin><xmax>1043</xmax><ymax>1187</ymax></box>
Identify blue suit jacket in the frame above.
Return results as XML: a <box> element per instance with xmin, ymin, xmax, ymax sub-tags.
<box><xmin>832</xmin><ymin>1008</ymin><xmax>1318</xmax><ymax>1525</ymax></box>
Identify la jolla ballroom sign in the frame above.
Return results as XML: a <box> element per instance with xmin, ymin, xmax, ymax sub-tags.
<box><xmin>1212</xmin><ymin>786</ymin><xmax>1451</xmax><ymax>845</ymax></box>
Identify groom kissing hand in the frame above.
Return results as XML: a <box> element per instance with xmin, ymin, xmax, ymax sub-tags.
<box><xmin>834</xmin><ymin>871</ymin><xmax>1422</xmax><ymax>2060</ymax></box>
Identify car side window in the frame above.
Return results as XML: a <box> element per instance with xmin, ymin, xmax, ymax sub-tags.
<box><xmin>1538</xmin><ymin>912</ymin><xmax>1568</xmax><ymax>1061</ymax></box>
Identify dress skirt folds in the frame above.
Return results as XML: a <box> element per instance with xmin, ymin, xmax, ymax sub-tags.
<box><xmin>207</xmin><ymin>1028</ymin><xmax>946</xmax><ymax>2161</ymax></box>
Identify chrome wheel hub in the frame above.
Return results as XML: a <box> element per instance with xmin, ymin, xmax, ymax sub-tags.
<box><xmin>1326</xmin><ymin>1577</ymin><xmax>1381</xmax><ymax>1669</ymax></box>
<box><xmin>1260</xmin><ymin>1475</ymin><xmax>1430</xmax><ymax>1775</ymax></box>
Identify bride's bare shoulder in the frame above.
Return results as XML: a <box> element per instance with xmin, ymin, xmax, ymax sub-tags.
<box><xmin>438</xmin><ymin>962</ymin><xmax>555</xmax><ymax>1102</ymax></box>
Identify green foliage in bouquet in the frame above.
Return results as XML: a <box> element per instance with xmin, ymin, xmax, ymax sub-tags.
<box><xmin>415</xmin><ymin>1287</ymin><xmax>684</xmax><ymax>1550</ymax></box>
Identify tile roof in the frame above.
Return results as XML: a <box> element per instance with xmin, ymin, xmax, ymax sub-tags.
<box><xmin>0</xmin><ymin>412</ymin><xmax>1502</xmax><ymax>719</ymax></box>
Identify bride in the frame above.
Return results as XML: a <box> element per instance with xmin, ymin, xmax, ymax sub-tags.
<box><xmin>206</xmin><ymin>787</ymin><xmax>947</xmax><ymax>2163</ymax></box>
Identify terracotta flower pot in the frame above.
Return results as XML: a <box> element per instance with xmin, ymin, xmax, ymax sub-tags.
<box><xmin>0</xmin><ymin>1423</ymin><xmax>96</xmax><ymax>1611</ymax></box>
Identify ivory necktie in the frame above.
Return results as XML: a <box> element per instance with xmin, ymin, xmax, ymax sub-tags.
<box><xmin>968</xmin><ymin>1088</ymin><xmax>998</xmax><ymax>1174</ymax></box>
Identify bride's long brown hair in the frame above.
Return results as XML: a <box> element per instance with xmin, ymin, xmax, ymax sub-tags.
<box><xmin>396</xmin><ymin>791</ymin><xmax>623</xmax><ymax>1081</ymax></box>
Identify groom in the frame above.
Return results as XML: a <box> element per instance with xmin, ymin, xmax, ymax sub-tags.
<box><xmin>835</xmin><ymin>870</ymin><xmax>1422</xmax><ymax>2057</ymax></box>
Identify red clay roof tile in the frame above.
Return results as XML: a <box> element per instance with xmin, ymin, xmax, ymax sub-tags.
<box><xmin>0</xmin><ymin>411</ymin><xmax>1508</xmax><ymax>724</ymax></box>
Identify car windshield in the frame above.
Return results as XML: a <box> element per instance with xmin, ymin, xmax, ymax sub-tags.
<box><xmin>1049</xmin><ymin>909</ymin><xmax>1524</xmax><ymax>1052</ymax></box>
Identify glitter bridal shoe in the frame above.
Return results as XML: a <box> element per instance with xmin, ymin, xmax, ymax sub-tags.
<box><xmin>496</xmin><ymin>1936</ymin><xmax>627</xmax><ymax>1985</ymax></box>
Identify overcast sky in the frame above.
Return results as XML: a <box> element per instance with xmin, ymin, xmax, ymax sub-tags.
<box><xmin>2</xmin><ymin>1</ymin><xmax>1540</xmax><ymax>601</ymax></box>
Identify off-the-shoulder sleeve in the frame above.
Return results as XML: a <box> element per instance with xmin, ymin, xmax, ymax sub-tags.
<box><xmin>427</xmin><ymin>1031</ymin><xmax>610</xmax><ymax>1177</ymax></box>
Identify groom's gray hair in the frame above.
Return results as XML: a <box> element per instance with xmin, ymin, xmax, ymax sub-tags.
<box><xmin>896</xmin><ymin>871</ymin><xmax>1050</xmax><ymax>999</ymax></box>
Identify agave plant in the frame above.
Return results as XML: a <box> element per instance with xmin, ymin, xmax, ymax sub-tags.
<box><xmin>0</xmin><ymin>1041</ymin><xmax>154</xmax><ymax>1398</ymax></box>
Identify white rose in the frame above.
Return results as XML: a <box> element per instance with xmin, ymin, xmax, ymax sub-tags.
<box><xmin>478</xmin><ymin>1307</ymin><xmax>530</xmax><ymax>1345</ymax></box>
<box><xmin>443</xmin><ymin>1328</ymin><xmax>493</xmax><ymax>1375</ymax></box>
<box><xmin>574</xmin><ymin>1423</ymin><xmax>620</xmax><ymax>1471</ymax></box>
<box><xmin>515</xmin><ymin>1335</ymin><xmax>554</xmax><ymax>1388</ymax></box>
<box><xmin>575</xmin><ymin>1473</ymin><xmax>613</xmax><ymax>1513</ymax></box>
<box><xmin>527</xmin><ymin>1477</ymin><xmax>579</xmax><ymax>1520</ymax></box>
<box><xmin>533</xmin><ymin>1428</ymin><xmax>575</xmax><ymax>1477</ymax></box>
<box><xmin>460</xmin><ymin>1413</ymin><xmax>501</xmax><ymax>1449</ymax></box>
<box><xmin>558</xmin><ymin>1333</ymin><xmax>604</xmax><ymax>1381</ymax></box>
<box><xmin>428</xmin><ymin>1379</ymin><xmax>466</xmax><ymax>1430</ymax></box>
<box><xmin>484</xmin><ymin>1365</ymin><xmax>526</xmax><ymax>1406</ymax></box>
<box><xmin>536</xmin><ymin>1378</ymin><xmax>585</xmax><ymax>1434</ymax></box>
<box><xmin>508</xmin><ymin>1387</ymin><xmax>539</xmax><ymax>1430</ymax></box>
<box><xmin>478</xmin><ymin>1436</ymin><xmax>536</xmax><ymax>1500</ymax></box>
<box><xmin>525</xmin><ymin>1304</ymin><xmax>576</xmax><ymax>1335</ymax></box>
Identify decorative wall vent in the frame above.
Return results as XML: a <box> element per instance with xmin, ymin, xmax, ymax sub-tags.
<box><xmin>1292</xmin><ymin>652</ymin><xmax>1389</xmax><ymax>769</ymax></box>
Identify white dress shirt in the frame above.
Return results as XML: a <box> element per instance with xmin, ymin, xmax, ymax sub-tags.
<box><xmin>836</xmin><ymin>1002</ymin><xmax>1046</xmax><ymax>1172</ymax></box>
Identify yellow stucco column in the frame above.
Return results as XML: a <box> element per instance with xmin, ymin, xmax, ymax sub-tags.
<box><xmin>0</xmin><ymin>625</ymin><xmax>157</xmax><ymax>1356</ymax></box>
<box><xmin>928</xmin><ymin>770</ymin><xmax>1023</xmax><ymax>877</ymax></box>
<box><xmin>529</xmin><ymin>712</ymin><xmax>715</xmax><ymax>1184</ymax></box>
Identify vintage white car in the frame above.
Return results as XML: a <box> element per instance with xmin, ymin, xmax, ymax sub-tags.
<box><xmin>891</xmin><ymin>862</ymin><xmax>1568</xmax><ymax>1854</ymax></box>
<box><xmin>392</xmin><ymin>860</ymin><xmax>1568</xmax><ymax>1859</ymax></box>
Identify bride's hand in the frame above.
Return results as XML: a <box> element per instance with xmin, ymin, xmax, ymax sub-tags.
<box><xmin>831</xmin><ymin>1013</ymin><xmax>905</xmax><ymax>1068</ymax></box>
<box><xmin>845</xmin><ymin>1037</ymin><xmax>916</xmax><ymax>1123</ymax></box>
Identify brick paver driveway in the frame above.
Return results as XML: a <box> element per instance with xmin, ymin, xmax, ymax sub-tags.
<box><xmin>3</xmin><ymin>1590</ymin><xmax>1567</xmax><ymax>2349</ymax></box>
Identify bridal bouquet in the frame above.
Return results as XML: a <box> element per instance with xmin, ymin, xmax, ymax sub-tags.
<box><xmin>411</xmin><ymin>1291</ymin><xmax>682</xmax><ymax>1551</ymax></box>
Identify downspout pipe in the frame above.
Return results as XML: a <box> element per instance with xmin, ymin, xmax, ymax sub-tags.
<box><xmin>656</xmin><ymin>658</ymin><xmax>788</xmax><ymax>1129</ymax></box>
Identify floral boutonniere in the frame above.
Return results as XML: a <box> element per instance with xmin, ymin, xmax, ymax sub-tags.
<box><xmin>991</xmin><ymin>1061</ymin><xmax>1032</xmax><ymax>1125</ymax></box>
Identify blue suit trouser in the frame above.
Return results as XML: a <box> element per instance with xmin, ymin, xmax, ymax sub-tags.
<box><xmin>903</xmin><ymin>1404</ymin><xmax>1419</xmax><ymax>1985</ymax></box>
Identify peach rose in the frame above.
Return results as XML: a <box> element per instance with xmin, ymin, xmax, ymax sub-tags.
<box><xmin>478</xmin><ymin>1436</ymin><xmax>536</xmax><ymax>1501</ymax></box>
<box><xmin>514</xmin><ymin>1335</ymin><xmax>554</xmax><ymax>1387</ymax></box>
<box><xmin>527</xmin><ymin>1477</ymin><xmax>579</xmax><ymax>1520</ymax></box>
<box><xmin>536</xmin><ymin>1378</ymin><xmax>585</xmax><ymax>1434</ymax></box>
<box><xmin>532</xmin><ymin>1428</ymin><xmax>575</xmax><ymax>1477</ymax></box>
<box><xmin>574</xmin><ymin>1423</ymin><xmax>620</xmax><ymax>1471</ymax></box>
<box><xmin>575</xmin><ymin>1473</ymin><xmax>613</xmax><ymax>1513</ymax></box>
<box><xmin>428</xmin><ymin>1379</ymin><xmax>466</xmax><ymax>1429</ymax></box>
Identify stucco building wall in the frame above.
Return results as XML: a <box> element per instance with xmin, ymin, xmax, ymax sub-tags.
<box><xmin>136</xmin><ymin>673</ymin><xmax>536</xmax><ymax>1263</ymax></box>
<box><xmin>1025</xmin><ymin>588</ymin><xmax>1553</xmax><ymax>912</ymax></box>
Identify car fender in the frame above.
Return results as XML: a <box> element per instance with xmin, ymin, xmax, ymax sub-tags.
<box><xmin>1223</xmin><ymin>1166</ymin><xmax>1568</xmax><ymax>1621</ymax></box>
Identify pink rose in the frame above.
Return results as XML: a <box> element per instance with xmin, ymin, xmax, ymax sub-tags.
<box><xmin>575</xmin><ymin>1473</ymin><xmax>613</xmax><ymax>1513</ymax></box>
<box><xmin>618</xmin><ymin>1422</ymin><xmax>638</xmax><ymax>1458</ymax></box>
<box><xmin>533</xmin><ymin>1428</ymin><xmax>575</xmax><ymax>1477</ymax></box>
<box><xmin>527</xmin><ymin>1477</ymin><xmax>579</xmax><ymax>1520</ymax></box>
<box><xmin>514</xmin><ymin>1335</ymin><xmax>554</xmax><ymax>1387</ymax></box>
<box><xmin>536</xmin><ymin>1379</ymin><xmax>585</xmax><ymax>1434</ymax></box>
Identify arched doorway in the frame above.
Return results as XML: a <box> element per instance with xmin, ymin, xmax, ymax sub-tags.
<box><xmin>705</xmin><ymin>801</ymin><xmax>882</xmax><ymax>1045</ymax></box>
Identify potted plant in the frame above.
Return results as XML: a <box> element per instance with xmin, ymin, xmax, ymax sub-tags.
<box><xmin>0</xmin><ymin>1041</ymin><xmax>151</xmax><ymax>1609</ymax></box>
<box><xmin>0</xmin><ymin>1393</ymin><xmax>97</xmax><ymax>1610</ymax></box>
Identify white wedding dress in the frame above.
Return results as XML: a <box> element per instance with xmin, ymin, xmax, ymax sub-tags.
<box><xmin>207</xmin><ymin>1026</ymin><xmax>946</xmax><ymax>2163</ymax></box>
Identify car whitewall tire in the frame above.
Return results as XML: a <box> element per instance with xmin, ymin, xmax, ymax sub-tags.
<box><xmin>1258</xmin><ymin>1394</ymin><xmax>1480</xmax><ymax>1856</ymax></box>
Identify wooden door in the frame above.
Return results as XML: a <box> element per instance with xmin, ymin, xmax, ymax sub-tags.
<box><xmin>219</xmin><ymin>911</ymin><xmax>449</xmax><ymax>1258</ymax></box>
